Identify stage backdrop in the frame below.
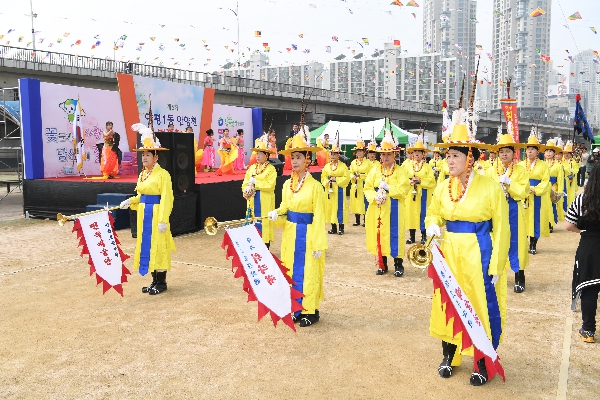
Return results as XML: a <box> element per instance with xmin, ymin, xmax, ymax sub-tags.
<box><xmin>23</xmin><ymin>80</ymin><xmax>130</xmax><ymax>178</ymax></box>
<box><xmin>211</xmin><ymin>104</ymin><xmax>254</xmax><ymax>165</ymax></box>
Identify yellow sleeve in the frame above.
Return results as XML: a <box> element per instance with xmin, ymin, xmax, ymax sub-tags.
<box><xmin>363</xmin><ymin>168</ymin><xmax>378</xmax><ymax>204</ymax></box>
<box><xmin>418</xmin><ymin>164</ymin><xmax>436</xmax><ymax>189</ymax></box>
<box><xmin>349</xmin><ymin>160</ymin><xmax>357</xmax><ymax>174</ymax></box>
<box><xmin>241</xmin><ymin>167</ymin><xmax>252</xmax><ymax>191</ymax></box>
<box><xmin>334</xmin><ymin>164</ymin><xmax>351</xmax><ymax>188</ymax></box>
<box><xmin>557</xmin><ymin>164</ymin><xmax>565</xmax><ymax>193</ymax></box>
<box><xmin>129</xmin><ymin>193</ymin><xmax>141</xmax><ymax>210</ymax></box>
<box><xmin>488</xmin><ymin>181</ymin><xmax>509</xmax><ymax>276</ymax></box>
<box><xmin>389</xmin><ymin>165</ymin><xmax>410</xmax><ymax>201</ymax></box>
<box><xmin>157</xmin><ymin>170</ymin><xmax>174</xmax><ymax>224</ymax></box>
<box><xmin>534</xmin><ymin>164</ymin><xmax>550</xmax><ymax>196</ymax></box>
<box><xmin>321</xmin><ymin>165</ymin><xmax>331</xmax><ymax>187</ymax></box>
<box><xmin>424</xmin><ymin>183</ymin><xmax>446</xmax><ymax>228</ymax></box>
<box><xmin>309</xmin><ymin>180</ymin><xmax>328</xmax><ymax>251</ymax></box>
<box><xmin>275</xmin><ymin>179</ymin><xmax>290</xmax><ymax>216</ymax></box>
<box><xmin>254</xmin><ymin>166</ymin><xmax>277</xmax><ymax>193</ymax></box>
<box><xmin>506</xmin><ymin>166</ymin><xmax>530</xmax><ymax>201</ymax></box>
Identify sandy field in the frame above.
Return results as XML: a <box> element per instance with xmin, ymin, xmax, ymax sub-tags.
<box><xmin>1</xmin><ymin>194</ymin><xmax>598</xmax><ymax>399</ymax></box>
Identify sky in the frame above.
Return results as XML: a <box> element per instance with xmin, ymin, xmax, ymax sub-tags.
<box><xmin>0</xmin><ymin>0</ymin><xmax>598</xmax><ymax>81</ymax></box>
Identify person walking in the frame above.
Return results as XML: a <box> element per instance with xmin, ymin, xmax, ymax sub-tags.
<box><xmin>578</xmin><ymin>147</ymin><xmax>589</xmax><ymax>187</ymax></box>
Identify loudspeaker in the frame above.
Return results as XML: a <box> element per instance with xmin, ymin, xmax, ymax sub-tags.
<box><xmin>340</xmin><ymin>154</ymin><xmax>351</xmax><ymax>167</ymax></box>
<box><xmin>137</xmin><ymin>132</ymin><xmax>195</xmax><ymax>195</ymax></box>
<box><xmin>268</xmin><ymin>158</ymin><xmax>284</xmax><ymax>176</ymax></box>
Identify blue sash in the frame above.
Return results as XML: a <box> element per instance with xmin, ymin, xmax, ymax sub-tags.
<box><xmin>287</xmin><ymin>210</ymin><xmax>314</xmax><ymax>316</ymax></box>
<box><xmin>254</xmin><ymin>190</ymin><xmax>262</xmax><ymax>233</ymax></box>
<box><xmin>530</xmin><ymin>179</ymin><xmax>541</xmax><ymax>238</ymax></box>
<box><xmin>445</xmin><ymin>174</ymin><xmax>449</xmax><ymax>180</ymax></box>
<box><xmin>390</xmin><ymin>198</ymin><xmax>399</xmax><ymax>258</ymax></box>
<box><xmin>337</xmin><ymin>187</ymin><xmax>344</xmax><ymax>224</ymax></box>
<box><xmin>446</xmin><ymin>219</ymin><xmax>501</xmax><ymax>349</ymax></box>
<box><xmin>563</xmin><ymin>179</ymin><xmax>568</xmax><ymax>212</ymax></box>
<box><xmin>549</xmin><ymin>177</ymin><xmax>558</xmax><ymax>223</ymax></box>
<box><xmin>420</xmin><ymin>188</ymin><xmax>428</xmax><ymax>232</ymax></box>
<box><xmin>507</xmin><ymin>198</ymin><xmax>520</xmax><ymax>272</ymax></box>
<box><xmin>139</xmin><ymin>194</ymin><xmax>161</xmax><ymax>276</ymax></box>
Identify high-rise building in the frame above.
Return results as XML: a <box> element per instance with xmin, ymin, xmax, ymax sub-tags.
<box><xmin>570</xmin><ymin>49</ymin><xmax>600</xmax><ymax>126</ymax></box>
<box><xmin>423</xmin><ymin>0</ymin><xmax>478</xmax><ymax>100</ymax></box>
<box><xmin>491</xmin><ymin>0</ymin><xmax>551</xmax><ymax>119</ymax></box>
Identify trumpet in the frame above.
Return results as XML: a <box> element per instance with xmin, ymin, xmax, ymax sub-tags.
<box><xmin>407</xmin><ymin>236</ymin><xmax>435</xmax><ymax>269</ymax></box>
<box><xmin>204</xmin><ymin>215</ymin><xmax>274</xmax><ymax>235</ymax></box>
<box><xmin>57</xmin><ymin>206</ymin><xmax>121</xmax><ymax>226</ymax></box>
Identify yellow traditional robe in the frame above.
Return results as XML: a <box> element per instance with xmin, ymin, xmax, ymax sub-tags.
<box><xmin>369</xmin><ymin>159</ymin><xmax>381</xmax><ymax>171</ymax></box>
<box><xmin>242</xmin><ymin>162</ymin><xmax>277</xmax><ymax>244</ymax></box>
<box><xmin>518</xmin><ymin>158</ymin><xmax>550</xmax><ymax>238</ymax></box>
<box><xmin>546</xmin><ymin>160</ymin><xmax>564</xmax><ymax>226</ymax></box>
<box><xmin>274</xmin><ymin>175</ymin><xmax>328</xmax><ymax>315</ymax></box>
<box><xmin>486</xmin><ymin>162</ymin><xmax>530</xmax><ymax>272</ymax></box>
<box><xmin>349</xmin><ymin>158</ymin><xmax>373</xmax><ymax>215</ymax></box>
<box><xmin>321</xmin><ymin>161</ymin><xmax>351</xmax><ymax>225</ymax></box>
<box><xmin>429</xmin><ymin>157</ymin><xmax>444</xmax><ymax>187</ymax></box>
<box><xmin>562</xmin><ymin>159</ymin><xmax>578</xmax><ymax>209</ymax></box>
<box><xmin>364</xmin><ymin>164</ymin><xmax>410</xmax><ymax>258</ymax></box>
<box><xmin>436</xmin><ymin>159</ymin><xmax>450</xmax><ymax>184</ymax></box>
<box><xmin>129</xmin><ymin>164</ymin><xmax>176</xmax><ymax>273</ymax></box>
<box><xmin>425</xmin><ymin>172</ymin><xmax>509</xmax><ymax>364</ymax></box>
<box><xmin>404</xmin><ymin>160</ymin><xmax>436</xmax><ymax>231</ymax></box>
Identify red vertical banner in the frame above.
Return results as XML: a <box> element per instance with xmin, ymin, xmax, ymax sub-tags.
<box><xmin>500</xmin><ymin>99</ymin><xmax>520</xmax><ymax>158</ymax></box>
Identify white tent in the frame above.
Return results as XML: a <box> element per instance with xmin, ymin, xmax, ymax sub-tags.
<box><xmin>311</xmin><ymin>119</ymin><xmax>419</xmax><ymax>146</ymax></box>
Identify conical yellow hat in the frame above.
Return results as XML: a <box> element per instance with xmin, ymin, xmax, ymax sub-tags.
<box><xmin>278</xmin><ymin>131</ymin><xmax>318</xmax><ymax>154</ymax></box>
<box><xmin>436</xmin><ymin>124</ymin><xmax>487</xmax><ymax>148</ymax></box>
<box><xmin>407</xmin><ymin>140</ymin><xmax>427</xmax><ymax>152</ymax></box>
<box><xmin>563</xmin><ymin>141</ymin><xmax>574</xmax><ymax>153</ymax></box>
<box><xmin>251</xmin><ymin>135</ymin><xmax>275</xmax><ymax>154</ymax></box>
<box><xmin>352</xmin><ymin>140</ymin><xmax>366</xmax><ymax>150</ymax></box>
<box><xmin>544</xmin><ymin>139</ymin><xmax>561</xmax><ymax>153</ymax></box>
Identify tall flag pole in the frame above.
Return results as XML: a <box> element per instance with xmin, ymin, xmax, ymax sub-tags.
<box><xmin>573</xmin><ymin>94</ymin><xmax>594</xmax><ymax>142</ymax></box>
<box><xmin>74</xmin><ymin>96</ymin><xmax>86</xmax><ymax>173</ymax></box>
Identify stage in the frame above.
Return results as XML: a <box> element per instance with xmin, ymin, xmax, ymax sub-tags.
<box><xmin>23</xmin><ymin>166</ymin><xmax>323</xmax><ymax>235</ymax></box>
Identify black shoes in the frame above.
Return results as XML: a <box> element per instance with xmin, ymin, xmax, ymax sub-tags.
<box><xmin>299</xmin><ymin>310</ymin><xmax>320</xmax><ymax>327</ymax></box>
<box><xmin>470</xmin><ymin>358</ymin><xmax>489</xmax><ymax>386</ymax></box>
<box><xmin>338</xmin><ymin>224</ymin><xmax>345</xmax><ymax>235</ymax></box>
<box><xmin>549</xmin><ymin>222</ymin><xmax>553</xmax><ymax>233</ymax></box>
<box><xmin>328</xmin><ymin>224</ymin><xmax>338</xmax><ymax>234</ymax></box>
<box><xmin>352</xmin><ymin>214</ymin><xmax>361</xmax><ymax>226</ymax></box>
<box><xmin>394</xmin><ymin>258</ymin><xmax>404</xmax><ymax>277</ymax></box>
<box><xmin>406</xmin><ymin>229</ymin><xmax>416</xmax><ymax>245</ymax></box>
<box><xmin>529</xmin><ymin>237</ymin><xmax>538</xmax><ymax>255</ymax></box>
<box><xmin>148</xmin><ymin>271</ymin><xmax>167</xmax><ymax>295</ymax></box>
<box><xmin>421</xmin><ymin>230</ymin><xmax>427</xmax><ymax>244</ymax></box>
<box><xmin>142</xmin><ymin>271</ymin><xmax>157</xmax><ymax>293</ymax></box>
<box><xmin>514</xmin><ymin>270</ymin><xmax>525</xmax><ymax>293</ymax></box>
<box><xmin>439</xmin><ymin>341</ymin><xmax>457</xmax><ymax>378</ymax></box>
<box><xmin>376</xmin><ymin>256</ymin><xmax>388</xmax><ymax>275</ymax></box>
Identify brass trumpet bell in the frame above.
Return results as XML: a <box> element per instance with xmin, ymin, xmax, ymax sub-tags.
<box><xmin>407</xmin><ymin>236</ymin><xmax>435</xmax><ymax>269</ymax></box>
<box><xmin>57</xmin><ymin>213</ymin><xmax>68</xmax><ymax>227</ymax></box>
<box><xmin>204</xmin><ymin>217</ymin><xmax>219</xmax><ymax>235</ymax></box>
<box><xmin>203</xmin><ymin>215</ymin><xmax>271</xmax><ymax>236</ymax></box>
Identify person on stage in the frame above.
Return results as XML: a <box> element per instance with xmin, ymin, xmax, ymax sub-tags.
<box><xmin>349</xmin><ymin>140</ymin><xmax>372</xmax><ymax>227</ymax></box>
<box><xmin>201</xmin><ymin>129</ymin><xmax>216</xmax><ymax>172</ymax></box>
<box><xmin>366</xmin><ymin>141</ymin><xmax>379</xmax><ymax>170</ymax></box>
<box><xmin>321</xmin><ymin>143</ymin><xmax>350</xmax><ymax>235</ymax></box>
<box><xmin>563</xmin><ymin>141</ymin><xmax>578</xmax><ymax>211</ymax></box>
<box><xmin>119</xmin><ymin>123</ymin><xmax>176</xmax><ymax>295</ymax></box>
<box><xmin>215</xmin><ymin>128</ymin><xmax>238</xmax><ymax>176</ymax></box>
<box><xmin>404</xmin><ymin>140</ymin><xmax>436</xmax><ymax>245</ymax></box>
<box><xmin>425</xmin><ymin>122</ymin><xmax>509</xmax><ymax>386</ymax></box>
<box><xmin>233</xmin><ymin>129</ymin><xmax>246</xmax><ymax>171</ymax></box>
<box><xmin>364</xmin><ymin>130</ymin><xmax>410</xmax><ymax>277</ymax></box>
<box><xmin>544</xmin><ymin>140</ymin><xmax>564</xmax><ymax>233</ymax></box>
<box><xmin>487</xmin><ymin>134</ymin><xmax>530</xmax><ymax>293</ymax></box>
<box><xmin>566</xmin><ymin>164</ymin><xmax>600</xmax><ymax>343</ymax></box>
<box><xmin>518</xmin><ymin>134</ymin><xmax>550</xmax><ymax>255</ymax></box>
<box><xmin>267</xmin><ymin>130</ymin><xmax>327</xmax><ymax>327</ymax></box>
<box><xmin>99</xmin><ymin>121</ymin><xmax>121</xmax><ymax>179</ymax></box>
<box><xmin>242</xmin><ymin>134</ymin><xmax>277</xmax><ymax>248</ymax></box>
<box><xmin>316</xmin><ymin>133</ymin><xmax>331</xmax><ymax>167</ymax></box>
<box><xmin>268</xmin><ymin>129</ymin><xmax>278</xmax><ymax>158</ymax></box>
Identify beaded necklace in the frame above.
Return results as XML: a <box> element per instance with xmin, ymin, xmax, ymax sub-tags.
<box><xmin>546</xmin><ymin>158</ymin><xmax>554</xmax><ymax>168</ymax></box>
<box><xmin>290</xmin><ymin>171</ymin><xmax>309</xmax><ymax>194</ymax></box>
<box><xmin>380</xmin><ymin>163</ymin><xmax>396</xmax><ymax>179</ymax></box>
<box><xmin>411</xmin><ymin>159</ymin><xmax>424</xmax><ymax>173</ymax></box>
<box><xmin>356</xmin><ymin>157</ymin><xmax>364</xmax><ymax>167</ymax></box>
<box><xmin>448</xmin><ymin>152</ymin><xmax>473</xmax><ymax>203</ymax></box>
<box><xmin>526</xmin><ymin>157</ymin><xmax>537</xmax><ymax>173</ymax></box>
<box><xmin>252</xmin><ymin>161</ymin><xmax>269</xmax><ymax>177</ymax></box>
<box><xmin>496</xmin><ymin>160</ymin><xmax>514</xmax><ymax>178</ymax></box>
<box><xmin>140</xmin><ymin>164</ymin><xmax>155</xmax><ymax>183</ymax></box>
<box><xmin>330</xmin><ymin>161</ymin><xmax>339</xmax><ymax>172</ymax></box>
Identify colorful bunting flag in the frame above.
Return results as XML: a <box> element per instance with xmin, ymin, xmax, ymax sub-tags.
<box><xmin>591</xmin><ymin>27</ymin><xmax>597</xmax><ymax>34</ymax></box>
<box><xmin>470</xmin><ymin>17</ymin><xmax>478</xmax><ymax>23</ymax></box>
<box><xmin>476</xmin><ymin>45</ymin><xmax>483</xmax><ymax>50</ymax></box>
<box><xmin>332</xmin><ymin>36</ymin><xmax>338</xmax><ymax>41</ymax></box>
<box><xmin>362</xmin><ymin>38</ymin><xmax>369</xmax><ymax>44</ymax></box>
<box><xmin>63</xmin><ymin>33</ymin><xmax>70</xmax><ymax>37</ymax></box>
<box><xmin>119</xmin><ymin>35</ymin><xmax>127</xmax><ymax>40</ymax></box>
<box><xmin>406</xmin><ymin>0</ymin><xmax>419</xmax><ymax>6</ymax></box>
<box><xmin>254</xmin><ymin>31</ymin><xmax>261</xmax><ymax>37</ymax></box>
<box><xmin>325</xmin><ymin>46</ymin><xmax>331</xmax><ymax>53</ymax></box>
<box><xmin>393</xmin><ymin>39</ymin><xmax>400</xmax><ymax>47</ymax></box>
<box><xmin>390</xmin><ymin>0</ymin><xmax>403</xmax><ymax>5</ymax></box>
<box><xmin>174</xmin><ymin>38</ymin><xmax>179</xmax><ymax>42</ymax></box>
<box><xmin>7</xmin><ymin>29</ymin><xmax>15</xmax><ymax>34</ymax></box>
<box><xmin>411</xmin><ymin>13</ymin><xmax>417</xmax><ymax>19</ymax></box>
<box><xmin>291</xmin><ymin>44</ymin><xmax>297</xmax><ymax>50</ymax></box>
<box><xmin>567</xmin><ymin>12</ymin><xmax>582</xmax><ymax>21</ymax></box>
<box><xmin>299</xmin><ymin>34</ymin><xmax>304</xmax><ymax>38</ymax></box>
<box><xmin>529</xmin><ymin>7</ymin><xmax>546</xmax><ymax>17</ymax></box>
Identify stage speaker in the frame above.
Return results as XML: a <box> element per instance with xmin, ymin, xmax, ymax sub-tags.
<box><xmin>340</xmin><ymin>154</ymin><xmax>351</xmax><ymax>167</ymax></box>
<box><xmin>137</xmin><ymin>132</ymin><xmax>195</xmax><ymax>196</ymax></box>
<box><xmin>269</xmin><ymin>158</ymin><xmax>284</xmax><ymax>176</ymax></box>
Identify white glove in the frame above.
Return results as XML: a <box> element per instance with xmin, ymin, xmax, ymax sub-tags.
<box><xmin>426</xmin><ymin>224</ymin><xmax>441</xmax><ymax>238</ymax></box>
<box><xmin>158</xmin><ymin>222</ymin><xmax>167</xmax><ymax>233</ymax></box>
<box><xmin>379</xmin><ymin>180</ymin><xmax>390</xmax><ymax>191</ymax></box>
<box><xmin>375</xmin><ymin>191</ymin><xmax>387</xmax><ymax>206</ymax></box>
<box><xmin>248</xmin><ymin>177</ymin><xmax>256</xmax><ymax>185</ymax></box>
<box><xmin>312</xmin><ymin>250</ymin><xmax>322</xmax><ymax>259</ymax></box>
<box><xmin>268</xmin><ymin>210</ymin><xmax>279</xmax><ymax>221</ymax></box>
<box><xmin>491</xmin><ymin>275</ymin><xmax>499</xmax><ymax>286</ymax></box>
<box><xmin>119</xmin><ymin>199</ymin><xmax>130</xmax><ymax>209</ymax></box>
<box><xmin>499</xmin><ymin>174</ymin><xmax>511</xmax><ymax>185</ymax></box>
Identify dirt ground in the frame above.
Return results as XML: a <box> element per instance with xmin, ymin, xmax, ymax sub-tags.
<box><xmin>1</xmin><ymin>196</ymin><xmax>598</xmax><ymax>399</ymax></box>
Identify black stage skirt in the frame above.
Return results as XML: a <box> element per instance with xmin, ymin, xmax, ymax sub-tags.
<box><xmin>572</xmin><ymin>230</ymin><xmax>600</xmax><ymax>299</ymax></box>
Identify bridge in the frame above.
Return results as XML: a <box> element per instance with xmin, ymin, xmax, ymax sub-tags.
<box><xmin>0</xmin><ymin>45</ymin><xmax>575</xmax><ymax>143</ymax></box>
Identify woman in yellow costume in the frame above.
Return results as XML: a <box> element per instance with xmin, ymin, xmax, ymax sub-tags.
<box><xmin>543</xmin><ymin>139</ymin><xmax>564</xmax><ymax>233</ymax></box>
<box><xmin>268</xmin><ymin>129</ymin><xmax>327</xmax><ymax>327</ymax></box>
<box><xmin>215</xmin><ymin>128</ymin><xmax>238</xmax><ymax>176</ymax></box>
<box><xmin>119</xmin><ymin>123</ymin><xmax>176</xmax><ymax>295</ymax></box>
<box><xmin>429</xmin><ymin>146</ymin><xmax>445</xmax><ymax>186</ymax></box>
<box><xmin>554</xmin><ymin>145</ymin><xmax>567</xmax><ymax>222</ymax></box>
<box><xmin>364</xmin><ymin>130</ymin><xmax>410</xmax><ymax>277</ymax></box>
<box><xmin>321</xmin><ymin>142</ymin><xmax>350</xmax><ymax>235</ymax></box>
<box><xmin>405</xmin><ymin>140</ymin><xmax>436</xmax><ymax>245</ymax></box>
<box><xmin>242</xmin><ymin>134</ymin><xmax>277</xmax><ymax>248</ymax></box>
<box><xmin>487</xmin><ymin>134</ymin><xmax>530</xmax><ymax>293</ymax></box>
<box><xmin>425</xmin><ymin>121</ymin><xmax>509</xmax><ymax>386</ymax></box>
<box><xmin>366</xmin><ymin>140</ymin><xmax>380</xmax><ymax>170</ymax></box>
<box><xmin>517</xmin><ymin>133</ymin><xmax>550</xmax><ymax>255</ymax></box>
<box><xmin>349</xmin><ymin>140</ymin><xmax>372</xmax><ymax>227</ymax></box>
<box><xmin>562</xmin><ymin>141</ymin><xmax>578</xmax><ymax>211</ymax></box>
